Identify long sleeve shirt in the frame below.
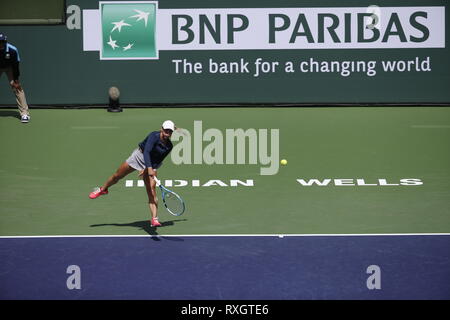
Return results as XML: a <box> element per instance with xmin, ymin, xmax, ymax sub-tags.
<box><xmin>138</xmin><ymin>131</ymin><xmax>173</xmax><ymax>168</ymax></box>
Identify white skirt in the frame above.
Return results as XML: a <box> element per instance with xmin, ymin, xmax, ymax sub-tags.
<box><xmin>126</xmin><ymin>148</ymin><xmax>162</xmax><ymax>171</ymax></box>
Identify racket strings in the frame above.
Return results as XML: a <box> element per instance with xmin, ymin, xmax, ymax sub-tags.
<box><xmin>163</xmin><ymin>191</ymin><xmax>184</xmax><ymax>215</ymax></box>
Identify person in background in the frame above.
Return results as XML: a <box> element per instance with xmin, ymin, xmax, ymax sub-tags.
<box><xmin>0</xmin><ymin>32</ymin><xmax>30</xmax><ymax>123</ymax></box>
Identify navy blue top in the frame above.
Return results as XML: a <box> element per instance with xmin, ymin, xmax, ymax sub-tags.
<box><xmin>138</xmin><ymin>131</ymin><xmax>173</xmax><ymax>168</ymax></box>
<box><xmin>0</xmin><ymin>43</ymin><xmax>21</xmax><ymax>80</ymax></box>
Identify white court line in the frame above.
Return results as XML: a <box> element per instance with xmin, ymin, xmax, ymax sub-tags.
<box><xmin>1</xmin><ymin>233</ymin><xmax>450</xmax><ymax>239</ymax></box>
<box><xmin>71</xmin><ymin>126</ymin><xmax>120</xmax><ymax>129</ymax></box>
<box><xmin>411</xmin><ymin>125</ymin><xmax>450</xmax><ymax>129</ymax></box>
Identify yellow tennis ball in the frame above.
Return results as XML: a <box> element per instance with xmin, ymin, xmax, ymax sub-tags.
<box><xmin>281</xmin><ymin>159</ymin><xmax>287</xmax><ymax>165</ymax></box>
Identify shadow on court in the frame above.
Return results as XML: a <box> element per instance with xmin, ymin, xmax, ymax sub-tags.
<box><xmin>90</xmin><ymin>219</ymin><xmax>187</xmax><ymax>241</ymax></box>
<box><xmin>0</xmin><ymin>110</ymin><xmax>19</xmax><ymax>119</ymax></box>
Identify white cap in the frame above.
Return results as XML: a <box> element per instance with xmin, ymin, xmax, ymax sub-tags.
<box><xmin>162</xmin><ymin>120</ymin><xmax>175</xmax><ymax>131</ymax></box>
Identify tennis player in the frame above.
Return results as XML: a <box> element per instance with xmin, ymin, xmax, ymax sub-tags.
<box><xmin>89</xmin><ymin>120</ymin><xmax>175</xmax><ymax>227</ymax></box>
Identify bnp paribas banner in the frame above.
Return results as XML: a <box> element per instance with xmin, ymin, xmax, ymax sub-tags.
<box><xmin>0</xmin><ymin>0</ymin><xmax>449</xmax><ymax>105</ymax></box>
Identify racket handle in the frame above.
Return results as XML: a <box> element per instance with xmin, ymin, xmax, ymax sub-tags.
<box><xmin>153</xmin><ymin>176</ymin><xmax>161</xmax><ymax>186</ymax></box>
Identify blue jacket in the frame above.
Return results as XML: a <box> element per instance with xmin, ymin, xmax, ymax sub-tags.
<box><xmin>0</xmin><ymin>43</ymin><xmax>21</xmax><ymax>80</ymax></box>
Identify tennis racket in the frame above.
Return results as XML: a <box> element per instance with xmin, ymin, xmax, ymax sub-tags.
<box><xmin>153</xmin><ymin>177</ymin><xmax>186</xmax><ymax>216</ymax></box>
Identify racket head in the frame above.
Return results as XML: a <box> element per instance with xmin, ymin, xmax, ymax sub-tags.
<box><xmin>159</xmin><ymin>185</ymin><xmax>185</xmax><ymax>216</ymax></box>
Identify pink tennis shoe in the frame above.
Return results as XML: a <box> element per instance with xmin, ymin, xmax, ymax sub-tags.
<box><xmin>89</xmin><ymin>187</ymin><xmax>108</xmax><ymax>199</ymax></box>
<box><xmin>150</xmin><ymin>218</ymin><xmax>162</xmax><ymax>227</ymax></box>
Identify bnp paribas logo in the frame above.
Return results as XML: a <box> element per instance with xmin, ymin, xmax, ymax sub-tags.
<box><xmin>100</xmin><ymin>1</ymin><xmax>157</xmax><ymax>60</ymax></box>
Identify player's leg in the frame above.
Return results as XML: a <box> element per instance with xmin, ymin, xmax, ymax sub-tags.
<box><xmin>102</xmin><ymin>162</ymin><xmax>135</xmax><ymax>191</ymax></box>
<box><xmin>143</xmin><ymin>172</ymin><xmax>161</xmax><ymax>226</ymax></box>
<box><xmin>89</xmin><ymin>162</ymin><xmax>135</xmax><ymax>199</ymax></box>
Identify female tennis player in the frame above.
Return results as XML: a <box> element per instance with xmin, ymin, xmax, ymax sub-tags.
<box><xmin>89</xmin><ymin>120</ymin><xmax>175</xmax><ymax>227</ymax></box>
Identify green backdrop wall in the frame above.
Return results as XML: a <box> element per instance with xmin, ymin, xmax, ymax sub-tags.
<box><xmin>0</xmin><ymin>0</ymin><xmax>449</xmax><ymax>105</ymax></box>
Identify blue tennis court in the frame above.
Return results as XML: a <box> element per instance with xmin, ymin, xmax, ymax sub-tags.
<box><xmin>1</xmin><ymin>234</ymin><xmax>449</xmax><ymax>300</ymax></box>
